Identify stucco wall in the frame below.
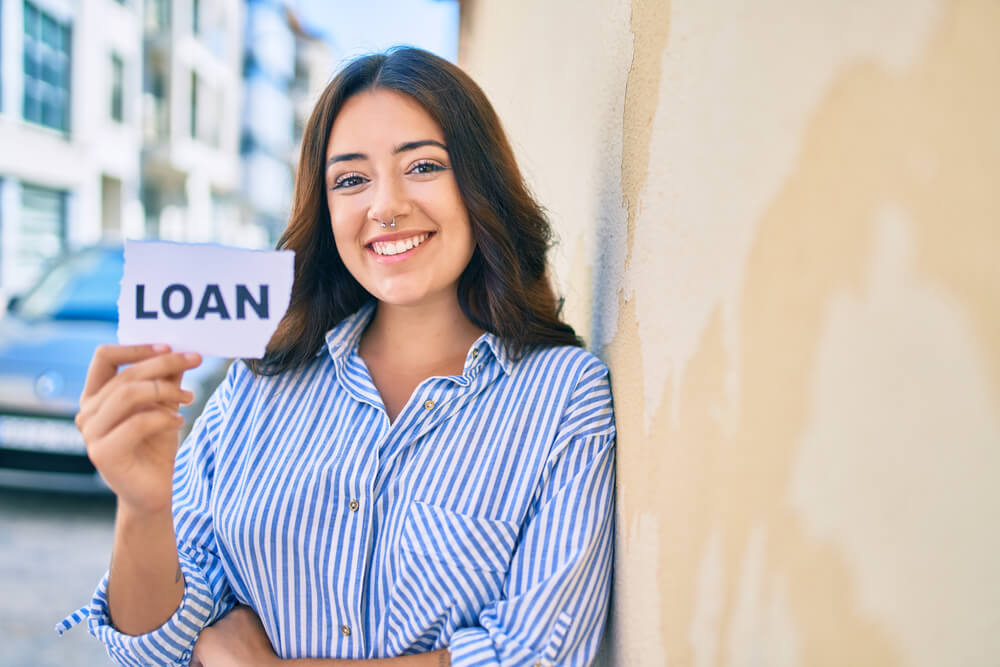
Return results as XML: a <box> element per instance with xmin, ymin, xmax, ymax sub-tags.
<box><xmin>459</xmin><ymin>1</ymin><xmax>1000</xmax><ymax>665</ymax></box>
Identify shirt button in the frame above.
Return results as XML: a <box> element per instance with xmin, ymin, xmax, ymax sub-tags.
<box><xmin>341</xmin><ymin>625</ymin><xmax>351</xmax><ymax>636</ymax></box>
<box><xmin>349</xmin><ymin>499</ymin><xmax>359</xmax><ymax>512</ymax></box>
<box><xmin>423</xmin><ymin>399</ymin><xmax>434</xmax><ymax>410</ymax></box>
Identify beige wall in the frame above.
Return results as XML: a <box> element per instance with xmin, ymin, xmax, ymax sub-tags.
<box><xmin>460</xmin><ymin>1</ymin><xmax>999</xmax><ymax>665</ymax></box>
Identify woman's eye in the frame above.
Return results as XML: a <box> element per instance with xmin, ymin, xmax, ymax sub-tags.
<box><xmin>332</xmin><ymin>174</ymin><xmax>366</xmax><ymax>190</ymax></box>
<box><xmin>410</xmin><ymin>161</ymin><xmax>445</xmax><ymax>175</ymax></box>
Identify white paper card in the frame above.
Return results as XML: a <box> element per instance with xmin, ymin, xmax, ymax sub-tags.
<box><xmin>117</xmin><ymin>240</ymin><xmax>295</xmax><ymax>358</ymax></box>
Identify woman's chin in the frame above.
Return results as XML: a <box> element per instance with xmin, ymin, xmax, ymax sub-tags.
<box><xmin>369</xmin><ymin>284</ymin><xmax>440</xmax><ymax>308</ymax></box>
<box><xmin>368</xmin><ymin>278</ymin><xmax>466</xmax><ymax>309</ymax></box>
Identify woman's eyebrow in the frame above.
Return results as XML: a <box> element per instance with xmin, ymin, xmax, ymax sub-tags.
<box><xmin>326</xmin><ymin>152</ymin><xmax>365</xmax><ymax>168</ymax></box>
<box><xmin>393</xmin><ymin>139</ymin><xmax>448</xmax><ymax>154</ymax></box>
<box><xmin>325</xmin><ymin>140</ymin><xmax>448</xmax><ymax>169</ymax></box>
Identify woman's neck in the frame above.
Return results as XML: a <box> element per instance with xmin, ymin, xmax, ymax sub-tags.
<box><xmin>360</xmin><ymin>291</ymin><xmax>485</xmax><ymax>372</ymax></box>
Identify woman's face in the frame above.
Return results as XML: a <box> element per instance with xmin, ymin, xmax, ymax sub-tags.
<box><xmin>325</xmin><ymin>88</ymin><xmax>475</xmax><ymax>308</ymax></box>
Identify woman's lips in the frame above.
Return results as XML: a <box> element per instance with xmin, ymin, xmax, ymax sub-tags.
<box><xmin>366</xmin><ymin>232</ymin><xmax>434</xmax><ymax>264</ymax></box>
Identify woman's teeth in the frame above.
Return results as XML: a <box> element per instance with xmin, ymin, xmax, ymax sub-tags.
<box><xmin>371</xmin><ymin>233</ymin><xmax>430</xmax><ymax>256</ymax></box>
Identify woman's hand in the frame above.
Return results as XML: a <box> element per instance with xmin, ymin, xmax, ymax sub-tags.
<box><xmin>191</xmin><ymin>607</ymin><xmax>451</xmax><ymax>666</ymax></box>
<box><xmin>192</xmin><ymin>605</ymin><xmax>280</xmax><ymax>667</ymax></box>
<box><xmin>76</xmin><ymin>343</ymin><xmax>201</xmax><ymax>516</ymax></box>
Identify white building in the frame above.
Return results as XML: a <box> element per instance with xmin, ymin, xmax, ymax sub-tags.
<box><xmin>239</xmin><ymin>0</ymin><xmax>333</xmax><ymax>243</ymax></box>
<box><xmin>142</xmin><ymin>0</ymin><xmax>263</xmax><ymax>248</ymax></box>
<box><xmin>0</xmin><ymin>0</ymin><xmax>144</xmax><ymax>296</ymax></box>
<box><xmin>0</xmin><ymin>0</ymin><xmax>320</xmax><ymax>306</ymax></box>
<box><xmin>240</xmin><ymin>0</ymin><xmax>295</xmax><ymax>241</ymax></box>
<box><xmin>288</xmin><ymin>5</ymin><xmax>334</xmax><ymax>168</ymax></box>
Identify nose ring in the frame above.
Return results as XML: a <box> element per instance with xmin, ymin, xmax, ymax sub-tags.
<box><xmin>379</xmin><ymin>218</ymin><xmax>396</xmax><ymax>229</ymax></box>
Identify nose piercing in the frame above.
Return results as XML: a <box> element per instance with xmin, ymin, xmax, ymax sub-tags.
<box><xmin>379</xmin><ymin>218</ymin><xmax>396</xmax><ymax>229</ymax></box>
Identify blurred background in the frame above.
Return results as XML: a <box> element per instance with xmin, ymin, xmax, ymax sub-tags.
<box><xmin>0</xmin><ymin>0</ymin><xmax>457</xmax><ymax>664</ymax></box>
<box><xmin>3</xmin><ymin>0</ymin><xmax>999</xmax><ymax>666</ymax></box>
<box><xmin>0</xmin><ymin>0</ymin><xmax>459</xmax><ymax>299</ymax></box>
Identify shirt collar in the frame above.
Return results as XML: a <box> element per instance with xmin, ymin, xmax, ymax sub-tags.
<box><xmin>471</xmin><ymin>330</ymin><xmax>513</xmax><ymax>375</ymax></box>
<box><xmin>318</xmin><ymin>299</ymin><xmax>514</xmax><ymax>376</ymax></box>
<box><xmin>318</xmin><ymin>299</ymin><xmax>377</xmax><ymax>361</ymax></box>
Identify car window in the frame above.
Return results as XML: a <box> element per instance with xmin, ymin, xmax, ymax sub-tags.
<box><xmin>15</xmin><ymin>249</ymin><xmax>123</xmax><ymax>322</ymax></box>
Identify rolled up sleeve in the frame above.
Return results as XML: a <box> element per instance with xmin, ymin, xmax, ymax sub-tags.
<box><xmin>58</xmin><ymin>364</ymin><xmax>240</xmax><ymax>666</ymax></box>
<box><xmin>82</xmin><ymin>547</ymin><xmax>224</xmax><ymax>666</ymax></box>
<box><xmin>450</xmin><ymin>362</ymin><xmax>616</xmax><ymax>667</ymax></box>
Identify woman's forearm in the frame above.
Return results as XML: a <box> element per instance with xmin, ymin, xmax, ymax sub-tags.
<box><xmin>106</xmin><ymin>504</ymin><xmax>184</xmax><ymax>635</ymax></box>
<box><xmin>281</xmin><ymin>649</ymin><xmax>450</xmax><ymax>666</ymax></box>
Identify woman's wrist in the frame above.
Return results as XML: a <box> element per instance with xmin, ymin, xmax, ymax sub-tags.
<box><xmin>116</xmin><ymin>501</ymin><xmax>172</xmax><ymax>529</ymax></box>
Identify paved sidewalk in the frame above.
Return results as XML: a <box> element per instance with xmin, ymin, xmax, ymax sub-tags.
<box><xmin>0</xmin><ymin>488</ymin><xmax>115</xmax><ymax>666</ymax></box>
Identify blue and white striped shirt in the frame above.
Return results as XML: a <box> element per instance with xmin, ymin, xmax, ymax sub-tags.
<box><xmin>59</xmin><ymin>300</ymin><xmax>616</xmax><ymax>666</ymax></box>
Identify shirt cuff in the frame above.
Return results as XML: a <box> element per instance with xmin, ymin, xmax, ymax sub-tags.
<box><xmin>85</xmin><ymin>551</ymin><xmax>218</xmax><ymax>666</ymax></box>
<box><xmin>450</xmin><ymin>626</ymin><xmax>500</xmax><ymax>667</ymax></box>
<box><xmin>449</xmin><ymin>612</ymin><xmax>574</xmax><ymax>667</ymax></box>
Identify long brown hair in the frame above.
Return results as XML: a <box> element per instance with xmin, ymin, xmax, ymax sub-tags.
<box><xmin>252</xmin><ymin>47</ymin><xmax>581</xmax><ymax>375</ymax></box>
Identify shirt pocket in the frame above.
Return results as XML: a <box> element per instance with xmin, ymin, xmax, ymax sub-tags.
<box><xmin>384</xmin><ymin>501</ymin><xmax>519</xmax><ymax>656</ymax></box>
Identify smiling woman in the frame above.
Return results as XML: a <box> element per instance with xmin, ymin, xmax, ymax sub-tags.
<box><xmin>325</xmin><ymin>90</ymin><xmax>477</xmax><ymax>313</ymax></box>
<box><xmin>258</xmin><ymin>48</ymin><xmax>582</xmax><ymax>378</ymax></box>
<box><xmin>62</xmin><ymin>47</ymin><xmax>615</xmax><ymax>667</ymax></box>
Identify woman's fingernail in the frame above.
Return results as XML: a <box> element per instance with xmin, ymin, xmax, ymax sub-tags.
<box><xmin>184</xmin><ymin>353</ymin><xmax>200</xmax><ymax>362</ymax></box>
<box><xmin>153</xmin><ymin>344</ymin><xmax>170</xmax><ymax>353</ymax></box>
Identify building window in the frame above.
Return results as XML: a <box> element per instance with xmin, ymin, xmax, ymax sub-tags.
<box><xmin>101</xmin><ymin>175</ymin><xmax>122</xmax><ymax>234</ymax></box>
<box><xmin>190</xmin><ymin>71</ymin><xmax>198</xmax><ymax>139</ymax></box>
<box><xmin>1</xmin><ymin>7</ymin><xmax>4</xmax><ymax>112</ymax></box>
<box><xmin>0</xmin><ymin>181</ymin><xmax>5</xmax><ymax>283</ymax></box>
<box><xmin>143</xmin><ymin>57</ymin><xmax>168</xmax><ymax>141</ymax></box>
<box><xmin>145</xmin><ymin>0</ymin><xmax>170</xmax><ymax>34</ymax></box>
<box><xmin>110</xmin><ymin>53</ymin><xmax>124</xmax><ymax>122</ymax></box>
<box><xmin>19</xmin><ymin>183</ymin><xmax>68</xmax><ymax>283</ymax></box>
<box><xmin>22</xmin><ymin>2</ymin><xmax>72</xmax><ymax>132</ymax></box>
<box><xmin>189</xmin><ymin>71</ymin><xmax>220</xmax><ymax>147</ymax></box>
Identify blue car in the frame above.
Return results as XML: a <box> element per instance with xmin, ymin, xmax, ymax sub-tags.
<box><xmin>0</xmin><ymin>245</ymin><xmax>230</xmax><ymax>493</ymax></box>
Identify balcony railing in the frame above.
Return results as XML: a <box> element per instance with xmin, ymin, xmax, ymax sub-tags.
<box><xmin>144</xmin><ymin>0</ymin><xmax>170</xmax><ymax>35</ymax></box>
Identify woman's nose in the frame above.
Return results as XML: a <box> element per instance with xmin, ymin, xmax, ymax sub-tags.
<box><xmin>367</xmin><ymin>173</ymin><xmax>412</xmax><ymax>225</ymax></box>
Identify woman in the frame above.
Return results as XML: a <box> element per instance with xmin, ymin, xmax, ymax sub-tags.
<box><xmin>62</xmin><ymin>47</ymin><xmax>615</xmax><ymax>666</ymax></box>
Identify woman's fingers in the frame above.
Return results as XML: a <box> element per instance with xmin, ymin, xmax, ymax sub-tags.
<box><xmin>88</xmin><ymin>406</ymin><xmax>184</xmax><ymax>470</ymax></box>
<box><xmin>117</xmin><ymin>351</ymin><xmax>202</xmax><ymax>385</ymax></box>
<box><xmin>84</xmin><ymin>351</ymin><xmax>202</xmax><ymax>412</ymax></box>
<box><xmin>80</xmin><ymin>380</ymin><xmax>194</xmax><ymax>442</ymax></box>
<box><xmin>76</xmin><ymin>345</ymin><xmax>203</xmax><ymax>514</ymax></box>
<box><xmin>81</xmin><ymin>344</ymin><xmax>170</xmax><ymax>398</ymax></box>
